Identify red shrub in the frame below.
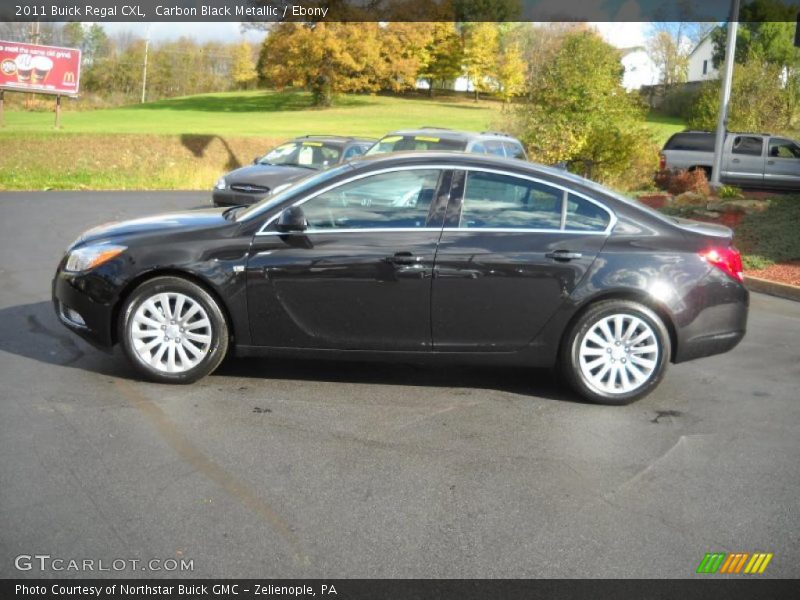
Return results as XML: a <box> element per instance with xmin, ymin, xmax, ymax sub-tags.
<box><xmin>654</xmin><ymin>168</ymin><xmax>710</xmax><ymax>196</ymax></box>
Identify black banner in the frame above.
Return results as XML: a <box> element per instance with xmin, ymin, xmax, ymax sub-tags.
<box><xmin>4</xmin><ymin>579</ymin><xmax>800</xmax><ymax>600</ymax></box>
<box><xmin>1</xmin><ymin>0</ymin><xmax>796</xmax><ymax>23</ymax></box>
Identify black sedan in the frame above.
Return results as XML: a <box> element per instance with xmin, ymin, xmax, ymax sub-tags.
<box><xmin>212</xmin><ymin>135</ymin><xmax>375</xmax><ymax>207</ymax></box>
<box><xmin>53</xmin><ymin>152</ymin><xmax>748</xmax><ymax>404</ymax></box>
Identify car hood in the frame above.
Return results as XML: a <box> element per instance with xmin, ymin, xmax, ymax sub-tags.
<box><xmin>223</xmin><ymin>164</ymin><xmax>315</xmax><ymax>187</ymax></box>
<box><xmin>72</xmin><ymin>207</ymin><xmax>230</xmax><ymax>248</ymax></box>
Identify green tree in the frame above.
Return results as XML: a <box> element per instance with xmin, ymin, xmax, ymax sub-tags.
<box><xmin>689</xmin><ymin>60</ymin><xmax>792</xmax><ymax>132</ymax></box>
<box><xmin>647</xmin><ymin>30</ymin><xmax>688</xmax><ymax>85</ymax></box>
<box><xmin>507</xmin><ymin>30</ymin><xmax>654</xmax><ymax>187</ymax></box>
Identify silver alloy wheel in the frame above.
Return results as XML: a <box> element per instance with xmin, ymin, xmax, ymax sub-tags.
<box><xmin>130</xmin><ymin>292</ymin><xmax>213</xmax><ymax>373</ymax></box>
<box><xmin>578</xmin><ymin>313</ymin><xmax>659</xmax><ymax>395</ymax></box>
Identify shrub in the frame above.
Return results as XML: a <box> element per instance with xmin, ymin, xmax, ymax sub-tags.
<box><xmin>654</xmin><ymin>168</ymin><xmax>711</xmax><ymax>196</ymax></box>
<box><xmin>717</xmin><ymin>185</ymin><xmax>744</xmax><ymax>199</ymax></box>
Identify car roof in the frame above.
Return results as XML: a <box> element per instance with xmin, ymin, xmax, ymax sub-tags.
<box><xmin>379</xmin><ymin>128</ymin><xmax>522</xmax><ymax>144</ymax></box>
<box><xmin>289</xmin><ymin>135</ymin><xmax>376</xmax><ymax>146</ymax></box>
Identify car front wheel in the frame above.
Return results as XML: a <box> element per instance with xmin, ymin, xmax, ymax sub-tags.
<box><xmin>560</xmin><ymin>300</ymin><xmax>671</xmax><ymax>405</ymax></box>
<box><xmin>119</xmin><ymin>276</ymin><xmax>229</xmax><ymax>383</ymax></box>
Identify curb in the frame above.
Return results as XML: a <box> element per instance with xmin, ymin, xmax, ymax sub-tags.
<box><xmin>744</xmin><ymin>275</ymin><xmax>800</xmax><ymax>302</ymax></box>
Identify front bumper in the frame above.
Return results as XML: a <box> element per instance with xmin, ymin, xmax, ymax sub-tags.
<box><xmin>52</xmin><ymin>268</ymin><xmax>116</xmax><ymax>350</ymax></box>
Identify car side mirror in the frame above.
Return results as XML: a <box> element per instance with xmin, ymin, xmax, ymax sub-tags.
<box><xmin>253</xmin><ymin>156</ymin><xmax>260</xmax><ymax>164</ymax></box>
<box><xmin>276</xmin><ymin>206</ymin><xmax>308</xmax><ymax>233</ymax></box>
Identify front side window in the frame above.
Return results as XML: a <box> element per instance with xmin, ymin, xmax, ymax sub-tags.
<box><xmin>459</xmin><ymin>171</ymin><xmax>563</xmax><ymax>230</ymax></box>
<box><xmin>732</xmin><ymin>136</ymin><xmax>764</xmax><ymax>157</ymax></box>
<box><xmin>300</xmin><ymin>169</ymin><xmax>441</xmax><ymax>230</ymax></box>
<box><xmin>768</xmin><ymin>138</ymin><xmax>800</xmax><ymax>159</ymax></box>
<box><xmin>342</xmin><ymin>145</ymin><xmax>366</xmax><ymax>161</ymax></box>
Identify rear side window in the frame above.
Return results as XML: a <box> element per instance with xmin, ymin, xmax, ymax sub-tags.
<box><xmin>664</xmin><ymin>133</ymin><xmax>715</xmax><ymax>152</ymax></box>
<box><xmin>503</xmin><ymin>141</ymin><xmax>527</xmax><ymax>159</ymax></box>
<box><xmin>732</xmin><ymin>136</ymin><xmax>763</xmax><ymax>156</ymax></box>
<box><xmin>366</xmin><ymin>135</ymin><xmax>466</xmax><ymax>155</ymax></box>
<box><xmin>566</xmin><ymin>194</ymin><xmax>610</xmax><ymax>232</ymax></box>
<box><xmin>460</xmin><ymin>172</ymin><xmax>563</xmax><ymax>230</ymax></box>
<box><xmin>483</xmin><ymin>140</ymin><xmax>506</xmax><ymax>157</ymax></box>
<box><xmin>301</xmin><ymin>169</ymin><xmax>440</xmax><ymax>230</ymax></box>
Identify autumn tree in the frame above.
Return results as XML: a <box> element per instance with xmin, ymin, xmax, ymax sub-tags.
<box><xmin>417</xmin><ymin>22</ymin><xmax>463</xmax><ymax>97</ymax></box>
<box><xmin>647</xmin><ymin>30</ymin><xmax>688</xmax><ymax>86</ymax></box>
<box><xmin>231</xmin><ymin>41</ymin><xmax>258</xmax><ymax>89</ymax></box>
<box><xmin>462</xmin><ymin>22</ymin><xmax>499</xmax><ymax>101</ymax></box>
<box><xmin>496</xmin><ymin>42</ymin><xmax>526</xmax><ymax>104</ymax></box>
<box><xmin>377</xmin><ymin>22</ymin><xmax>435</xmax><ymax>93</ymax></box>
<box><xmin>259</xmin><ymin>22</ymin><xmax>384</xmax><ymax>107</ymax></box>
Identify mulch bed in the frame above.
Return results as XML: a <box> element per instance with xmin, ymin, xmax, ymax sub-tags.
<box><xmin>746</xmin><ymin>261</ymin><xmax>800</xmax><ymax>287</ymax></box>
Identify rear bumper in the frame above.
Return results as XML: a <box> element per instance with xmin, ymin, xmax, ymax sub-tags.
<box><xmin>673</xmin><ymin>270</ymin><xmax>749</xmax><ymax>363</ymax></box>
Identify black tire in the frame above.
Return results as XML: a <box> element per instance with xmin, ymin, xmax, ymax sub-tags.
<box><xmin>559</xmin><ymin>299</ymin><xmax>671</xmax><ymax>405</ymax></box>
<box><xmin>118</xmin><ymin>276</ymin><xmax>229</xmax><ymax>383</ymax></box>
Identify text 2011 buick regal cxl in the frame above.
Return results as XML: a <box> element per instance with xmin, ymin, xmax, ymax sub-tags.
<box><xmin>53</xmin><ymin>152</ymin><xmax>748</xmax><ymax>404</ymax></box>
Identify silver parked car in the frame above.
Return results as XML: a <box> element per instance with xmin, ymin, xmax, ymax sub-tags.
<box><xmin>659</xmin><ymin>130</ymin><xmax>800</xmax><ymax>190</ymax></box>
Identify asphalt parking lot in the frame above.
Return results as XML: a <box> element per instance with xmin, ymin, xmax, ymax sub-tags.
<box><xmin>0</xmin><ymin>191</ymin><xmax>798</xmax><ymax>579</ymax></box>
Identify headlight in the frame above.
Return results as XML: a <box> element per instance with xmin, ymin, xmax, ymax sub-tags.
<box><xmin>215</xmin><ymin>177</ymin><xmax>227</xmax><ymax>190</ymax></box>
<box><xmin>65</xmin><ymin>244</ymin><xmax>126</xmax><ymax>273</ymax></box>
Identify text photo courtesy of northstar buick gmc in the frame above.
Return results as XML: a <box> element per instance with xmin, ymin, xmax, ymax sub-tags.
<box><xmin>54</xmin><ymin>152</ymin><xmax>748</xmax><ymax>405</ymax></box>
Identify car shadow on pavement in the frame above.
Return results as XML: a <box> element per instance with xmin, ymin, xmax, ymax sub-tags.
<box><xmin>0</xmin><ymin>301</ymin><xmax>581</xmax><ymax>403</ymax></box>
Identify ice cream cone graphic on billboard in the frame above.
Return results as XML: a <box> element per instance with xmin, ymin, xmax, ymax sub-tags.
<box><xmin>31</xmin><ymin>56</ymin><xmax>53</xmax><ymax>83</ymax></box>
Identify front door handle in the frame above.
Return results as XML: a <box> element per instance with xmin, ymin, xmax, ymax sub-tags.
<box><xmin>545</xmin><ymin>250</ymin><xmax>583</xmax><ymax>261</ymax></box>
<box><xmin>385</xmin><ymin>252</ymin><xmax>423</xmax><ymax>265</ymax></box>
<box><xmin>732</xmin><ymin>158</ymin><xmax>741</xmax><ymax>163</ymax></box>
<box><xmin>767</xmin><ymin>160</ymin><xmax>775</xmax><ymax>165</ymax></box>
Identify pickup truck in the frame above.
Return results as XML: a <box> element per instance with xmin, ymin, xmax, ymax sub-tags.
<box><xmin>659</xmin><ymin>131</ymin><xmax>800</xmax><ymax>190</ymax></box>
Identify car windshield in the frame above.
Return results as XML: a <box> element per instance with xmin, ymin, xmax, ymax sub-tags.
<box><xmin>365</xmin><ymin>134</ymin><xmax>466</xmax><ymax>155</ymax></box>
<box><xmin>257</xmin><ymin>141</ymin><xmax>342</xmax><ymax>169</ymax></box>
<box><xmin>236</xmin><ymin>163</ymin><xmax>354</xmax><ymax>221</ymax></box>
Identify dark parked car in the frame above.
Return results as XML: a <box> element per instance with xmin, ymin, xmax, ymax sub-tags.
<box><xmin>53</xmin><ymin>152</ymin><xmax>748</xmax><ymax>404</ymax></box>
<box><xmin>365</xmin><ymin>128</ymin><xmax>527</xmax><ymax>160</ymax></box>
<box><xmin>212</xmin><ymin>135</ymin><xmax>375</xmax><ymax>206</ymax></box>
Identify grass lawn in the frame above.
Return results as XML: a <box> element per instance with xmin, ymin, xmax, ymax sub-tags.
<box><xmin>644</xmin><ymin>111</ymin><xmax>685</xmax><ymax>146</ymax></box>
<box><xmin>734</xmin><ymin>196</ymin><xmax>800</xmax><ymax>270</ymax></box>
<box><xmin>0</xmin><ymin>90</ymin><xmax>499</xmax><ymax>137</ymax></box>
<box><xmin>0</xmin><ymin>90</ymin><xmax>686</xmax><ymax>190</ymax></box>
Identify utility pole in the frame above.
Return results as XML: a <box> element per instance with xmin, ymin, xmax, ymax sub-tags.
<box><xmin>141</xmin><ymin>25</ymin><xmax>152</xmax><ymax>104</ymax></box>
<box><xmin>710</xmin><ymin>0</ymin><xmax>741</xmax><ymax>189</ymax></box>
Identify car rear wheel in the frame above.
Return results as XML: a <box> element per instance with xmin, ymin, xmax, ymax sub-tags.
<box><xmin>560</xmin><ymin>300</ymin><xmax>671</xmax><ymax>405</ymax></box>
<box><xmin>119</xmin><ymin>276</ymin><xmax>229</xmax><ymax>383</ymax></box>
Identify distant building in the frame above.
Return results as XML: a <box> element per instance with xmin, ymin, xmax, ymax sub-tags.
<box><xmin>620</xmin><ymin>47</ymin><xmax>659</xmax><ymax>91</ymax></box>
<box><xmin>687</xmin><ymin>34</ymin><xmax>719</xmax><ymax>82</ymax></box>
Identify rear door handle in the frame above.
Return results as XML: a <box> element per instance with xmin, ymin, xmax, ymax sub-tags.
<box><xmin>767</xmin><ymin>160</ymin><xmax>775</xmax><ymax>165</ymax></box>
<box><xmin>545</xmin><ymin>250</ymin><xmax>583</xmax><ymax>261</ymax></box>
<box><xmin>385</xmin><ymin>252</ymin><xmax>423</xmax><ymax>265</ymax></box>
<box><xmin>732</xmin><ymin>158</ymin><xmax>741</xmax><ymax>163</ymax></box>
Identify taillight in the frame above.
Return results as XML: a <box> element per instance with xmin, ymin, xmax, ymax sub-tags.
<box><xmin>699</xmin><ymin>246</ymin><xmax>743</xmax><ymax>283</ymax></box>
<box><xmin>659</xmin><ymin>153</ymin><xmax>666</xmax><ymax>170</ymax></box>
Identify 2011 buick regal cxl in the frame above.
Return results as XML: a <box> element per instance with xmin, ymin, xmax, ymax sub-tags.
<box><xmin>52</xmin><ymin>152</ymin><xmax>748</xmax><ymax>404</ymax></box>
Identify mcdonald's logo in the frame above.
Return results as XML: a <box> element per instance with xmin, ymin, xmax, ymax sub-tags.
<box><xmin>63</xmin><ymin>71</ymin><xmax>75</xmax><ymax>83</ymax></box>
<box><xmin>697</xmin><ymin>552</ymin><xmax>773</xmax><ymax>574</ymax></box>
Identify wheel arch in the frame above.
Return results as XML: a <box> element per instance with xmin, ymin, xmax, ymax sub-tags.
<box><xmin>110</xmin><ymin>268</ymin><xmax>236</xmax><ymax>346</ymax></box>
<box><xmin>559</xmin><ymin>290</ymin><xmax>679</xmax><ymax>363</ymax></box>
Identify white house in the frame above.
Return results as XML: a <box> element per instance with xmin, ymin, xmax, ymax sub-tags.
<box><xmin>687</xmin><ymin>35</ymin><xmax>719</xmax><ymax>82</ymax></box>
<box><xmin>620</xmin><ymin>47</ymin><xmax>659</xmax><ymax>90</ymax></box>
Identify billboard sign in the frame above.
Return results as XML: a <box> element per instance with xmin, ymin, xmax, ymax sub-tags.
<box><xmin>0</xmin><ymin>41</ymin><xmax>81</xmax><ymax>96</ymax></box>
